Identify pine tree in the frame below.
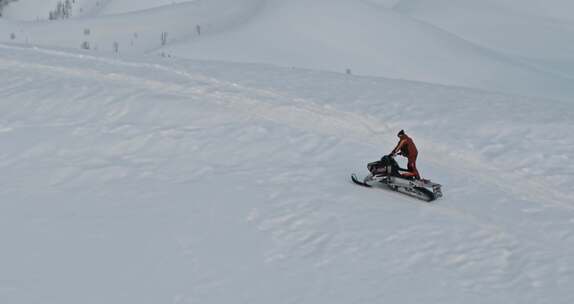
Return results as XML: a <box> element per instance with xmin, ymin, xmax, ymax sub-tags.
<box><xmin>161</xmin><ymin>32</ymin><xmax>168</xmax><ymax>46</ymax></box>
<box><xmin>0</xmin><ymin>0</ymin><xmax>18</xmax><ymax>17</ymax></box>
<box><xmin>64</xmin><ymin>0</ymin><xmax>72</xmax><ymax>18</ymax></box>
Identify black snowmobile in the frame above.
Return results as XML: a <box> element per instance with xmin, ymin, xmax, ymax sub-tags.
<box><xmin>351</xmin><ymin>155</ymin><xmax>443</xmax><ymax>202</ymax></box>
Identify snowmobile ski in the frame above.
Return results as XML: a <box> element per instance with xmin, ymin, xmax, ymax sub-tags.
<box><xmin>351</xmin><ymin>173</ymin><xmax>372</xmax><ymax>187</ymax></box>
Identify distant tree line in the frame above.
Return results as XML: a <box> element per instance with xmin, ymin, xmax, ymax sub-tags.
<box><xmin>0</xmin><ymin>0</ymin><xmax>80</xmax><ymax>20</ymax></box>
<box><xmin>49</xmin><ymin>0</ymin><xmax>74</xmax><ymax>20</ymax></box>
<box><xmin>0</xmin><ymin>0</ymin><xmax>18</xmax><ymax>17</ymax></box>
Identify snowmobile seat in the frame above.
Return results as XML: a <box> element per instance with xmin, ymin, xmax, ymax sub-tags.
<box><xmin>367</xmin><ymin>155</ymin><xmax>402</xmax><ymax>177</ymax></box>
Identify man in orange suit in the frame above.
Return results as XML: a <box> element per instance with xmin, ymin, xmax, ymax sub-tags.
<box><xmin>390</xmin><ymin>130</ymin><xmax>421</xmax><ymax>180</ymax></box>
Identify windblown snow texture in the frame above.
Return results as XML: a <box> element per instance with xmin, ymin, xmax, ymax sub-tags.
<box><xmin>0</xmin><ymin>0</ymin><xmax>573</xmax><ymax>303</ymax></box>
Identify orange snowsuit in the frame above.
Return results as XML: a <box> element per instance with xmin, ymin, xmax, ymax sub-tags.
<box><xmin>391</xmin><ymin>135</ymin><xmax>420</xmax><ymax>179</ymax></box>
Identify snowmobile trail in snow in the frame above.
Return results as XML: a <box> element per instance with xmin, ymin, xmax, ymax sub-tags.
<box><xmin>2</xmin><ymin>45</ymin><xmax>574</xmax><ymax>303</ymax></box>
<box><xmin>0</xmin><ymin>45</ymin><xmax>571</xmax><ymax>238</ymax></box>
<box><xmin>0</xmin><ymin>44</ymin><xmax>571</xmax><ymax>211</ymax></box>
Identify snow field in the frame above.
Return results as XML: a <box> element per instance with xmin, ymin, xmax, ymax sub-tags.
<box><xmin>0</xmin><ymin>44</ymin><xmax>573</xmax><ymax>303</ymax></box>
<box><xmin>1</xmin><ymin>0</ymin><xmax>574</xmax><ymax>302</ymax></box>
<box><xmin>2</xmin><ymin>0</ymin><xmax>574</xmax><ymax>101</ymax></box>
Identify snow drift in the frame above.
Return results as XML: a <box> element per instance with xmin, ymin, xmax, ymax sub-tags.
<box><xmin>0</xmin><ymin>44</ymin><xmax>573</xmax><ymax>303</ymax></box>
<box><xmin>2</xmin><ymin>0</ymin><xmax>574</xmax><ymax>100</ymax></box>
<box><xmin>1</xmin><ymin>0</ymin><xmax>574</xmax><ymax>303</ymax></box>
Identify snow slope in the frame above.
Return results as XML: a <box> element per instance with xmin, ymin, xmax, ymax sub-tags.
<box><xmin>1</xmin><ymin>0</ymin><xmax>109</xmax><ymax>20</ymax></box>
<box><xmin>98</xmin><ymin>0</ymin><xmax>198</xmax><ymax>15</ymax></box>
<box><xmin>394</xmin><ymin>0</ymin><xmax>574</xmax><ymax>80</ymax></box>
<box><xmin>0</xmin><ymin>0</ymin><xmax>260</xmax><ymax>53</ymax></box>
<box><xmin>1</xmin><ymin>0</ymin><xmax>574</xmax><ymax>302</ymax></box>
<box><xmin>1</xmin><ymin>44</ymin><xmax>573</xmax><ymax>303</ymax></box>
<box><xmin>2</xmin><ymin>0</ymin><xmax>574</xmax><ymax>101</ymax></box>
<box><xmin>164</xmin><ymin>0</ymin><xmax>574</xmax><ymax>101</ymax></box>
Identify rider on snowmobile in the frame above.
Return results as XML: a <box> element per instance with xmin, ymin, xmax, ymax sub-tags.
<box><xmin>390</xmin><ymin>130</ymin><xmax>421</xmax><ymax>180</ymax></box>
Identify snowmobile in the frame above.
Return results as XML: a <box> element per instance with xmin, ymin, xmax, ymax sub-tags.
<box><xmin>351</xmin><ymin>155</ymin><xmax>443</xmax><ymax>202</ymax></box>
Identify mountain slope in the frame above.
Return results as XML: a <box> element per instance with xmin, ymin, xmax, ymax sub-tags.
<box><xmin>394</xmin><ymin>0</ymin><xmax>574</xmax><ymax>79</ymax></box>
<box><xmin>2</xmin><ymin>0</ymin><xmax>574</xmax><ymax>101</ymax></box>
<box><xmin>1</xmin><ymin>44</ymin><xmax>573</xmax><ymax>303</ymax></box>
<box><xmin>165</xmin><ymin>0</ymin><xmax>574</xmax><ymax>100</ymax></box>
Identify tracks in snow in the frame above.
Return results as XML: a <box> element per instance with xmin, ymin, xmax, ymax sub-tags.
<box><xmin>4</xmin><ymin>46</ymin><xmax>574</xmax><ymax>290</ymax></box>
<box><xmin>0</xmin><ymin>44</ymin><xmax>571</xmax><ymax>210</ymax></box>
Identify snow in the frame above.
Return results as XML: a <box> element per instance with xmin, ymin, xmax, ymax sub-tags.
<box><xmin>1</xmin><ymin>0</ymin><xmax>107</xmax><ymax>20</ymax></box>
<box><xmin>0</xmin><ymin>0</ymin><xmax>574</xmax><ymax>303</ymax></box>
<box><xmin>98</xmin><ymin>0</ymin><xmax>198</xmax><ymax>15</ymax></box>
<box><xmin>162</xmin><ymin>0</ymin><xmax>574</xmax><ymax>100</ymax></box>
<box><xmin>2</xmin><ymin>0</ymin><xmax>574</xmax><ymax>100</ymax></box>
<box><xmin>394</xmin><ymin>0</ymin><xmax>574</xmax><ymax>79</ymax></box>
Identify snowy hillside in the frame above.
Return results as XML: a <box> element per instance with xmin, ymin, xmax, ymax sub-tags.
<box><xmin>1</xmin><ymin>43</ymin><xmax>573</xmax><ymax>303</ymax></box>
<box><xmin>394</xmin><ymin>0</ymin><xmax>574</xmax><ymax>81</ymax></box>
<box><xmin>2</xmin><ymin>0</ymin><xmax>574</xmax><ymax>100</ymax></box>
<box><xmin>1</xmin><ymin>0</ymin><xmax>574</xmax><ymax>303</ymax></box>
